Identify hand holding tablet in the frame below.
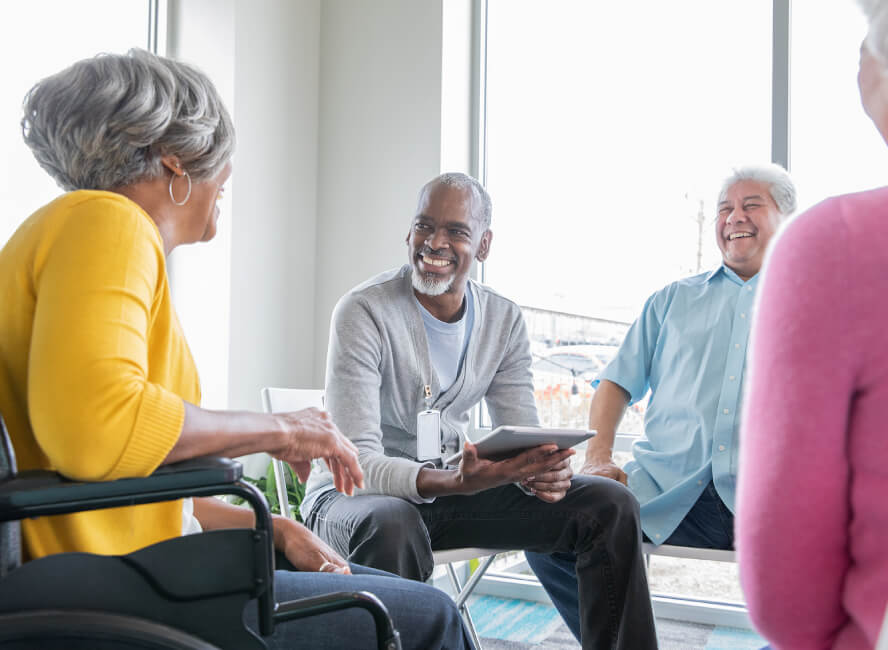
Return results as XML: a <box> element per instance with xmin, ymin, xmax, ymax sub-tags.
<box><xmin>445</xmin><ymin>426</ymin><xmax>595</xmax><ymax>465</ymax></box>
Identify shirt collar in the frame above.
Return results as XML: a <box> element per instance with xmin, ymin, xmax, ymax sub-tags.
<box><xmin>707</xmin><ymin>264</ymin><xmax>759</xmax><ymax>287</ymax></box>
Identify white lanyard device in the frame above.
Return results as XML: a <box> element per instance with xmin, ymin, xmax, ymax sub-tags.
<box><xmin>416</xmin><ymin>384</ymin><xmax>441</xmax><ymax>461</ymax></box>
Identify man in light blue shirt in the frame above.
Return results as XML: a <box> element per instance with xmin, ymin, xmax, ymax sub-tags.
<box><xmin>525</xmin><ymin>163</ymin><xmax>796</xmax><ymax>633</ymax></box>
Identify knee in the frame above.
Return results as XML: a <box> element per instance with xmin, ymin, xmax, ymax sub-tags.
<box><xmin>355</xmin><ymin>499</ymin><xmax>426</xmax><ymax>544</ymax></box>
<box><xmin>352</xmin><ymin>500</ymin><xmax>434</xmax><ymax>579</ymax></box>
<box><xmin>569</xmin><ymin>476</ymin><xmax>641</xmax><ymax>533</ymax></box>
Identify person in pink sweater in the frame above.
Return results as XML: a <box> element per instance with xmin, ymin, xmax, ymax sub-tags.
<box><xmin>737</xmin><ymin>2</ymin><xmax>888</xmax><ymax>649</ymax></box>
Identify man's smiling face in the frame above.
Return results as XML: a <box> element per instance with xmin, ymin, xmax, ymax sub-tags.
<box><xmin>407</xmin><ymin>183</ymin><xmax>490</xmax><ymax>298</ymax></box>
<box><xmin>716</xmin><ymin>179</ymin><xmax>783</xmax><ymax>281</ymax></box>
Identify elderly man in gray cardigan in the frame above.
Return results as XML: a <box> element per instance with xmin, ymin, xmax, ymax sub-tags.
<box><xmin>302</xmin><ymin>173</ymin><xmax>656</xmax><ymax>650</ymax></box>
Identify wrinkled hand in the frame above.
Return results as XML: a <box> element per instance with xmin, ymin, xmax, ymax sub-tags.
<box><xmin>272</xmin><ymin>408</ymin><xmax>364</xmax><ymax>496</ymax></box>
<box><xmin>579</xmin><ymin>456</ymin><xmax>627</xmax><ymax>486</ymax></box>
<box><xmin>277</xmin><ymin>517</ymin><xmax>351</xmax><ymax>574</ymax></box>
<box><xmin>457</xmin><ymin>442</ymin><xmax>575</xmax><ymax>495</ymax></box>
<box><xmin>521</xmin><ymin>455</ymin><xmax>574</xmax><ymax>503</ymax></box>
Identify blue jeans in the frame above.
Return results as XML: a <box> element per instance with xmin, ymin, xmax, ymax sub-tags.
<box><xmin>525</xmin><ymin>480</ymin><xmax>734</xmax><ymax>641</ymax></box>
<box><xmin>649</xmin><ymin>480</ymin><xmax>734</xmax><ymax>550</ymax></box>
<box><xmin>244</xmin><ymin>555</ymin><xmax>473</xmax><ymax>649</ymax></box>
<box><xmin>308</xmin><ymin>476</ymin><xmax>657</xmax><ymax>650</ymax></box>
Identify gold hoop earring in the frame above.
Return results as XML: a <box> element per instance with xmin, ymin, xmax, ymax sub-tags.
<box><xmin>168</xmin><ymin>170</ymin><xmax>192</xmax><ymax>206</ymax></box>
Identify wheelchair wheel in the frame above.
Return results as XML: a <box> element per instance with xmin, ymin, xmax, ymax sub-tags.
<box><xmin>0</xmin><ymin>610</ymin><xmax>220</xmax><ymax>649</ymax></box>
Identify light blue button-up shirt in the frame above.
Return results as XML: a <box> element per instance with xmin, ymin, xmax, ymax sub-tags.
<box><xmin>597</xmin><ymin>265</ymin><xmax>757</xmax><ymax>543</ymax></box>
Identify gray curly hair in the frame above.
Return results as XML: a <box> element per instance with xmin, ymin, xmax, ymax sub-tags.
<box><xmin>21</xmin><ymin>48</ymin><xmax>235</xmax><ymax>192</ymax></box>
<box><xmin>417</xmin><ymin>172</ymin><xmax>492</xmax><ymax>229</ymax></box>
<box><xmin>717</xmin><ymin>163</ymin><xmax>797</xmax><ymax>218</ymax></box>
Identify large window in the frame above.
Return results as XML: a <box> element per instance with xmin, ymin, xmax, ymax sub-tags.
<box><xmin>484</xmin><ymin>0</ymin><xmax>772</xmax><ymax>429</ymax></box>
<box><xmin>790</xmin><ymin>3</ymin><xmax>888</xmax><ymax>211</ymax></box>
<box><xmin>483</xmin><ymin>0</ymin><xmax>883</xmax><ymax>430</ymax></box>
<box><xmin>0</xmin><ymin>0</ymin><xmax>150</xmax><ymax>245</ymax></box>
<box><xmin>477</xmin><ymin>0</ymin><xmax>881</xmax><ymax>614</ymax></box>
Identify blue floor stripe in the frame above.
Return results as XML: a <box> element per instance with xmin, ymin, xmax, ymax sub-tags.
<box><xmin>467</xmin><ymin>595</ymin><xmax>563</xmax><ymax>643</ymax></box>
<box><xmin>705</xmin><ymin>626</ymin><xmax>766</xmax><ymax>650</ymax></box>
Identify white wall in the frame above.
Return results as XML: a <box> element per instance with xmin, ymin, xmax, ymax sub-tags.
<box><xmin>169</xmin><ymin>0</ymin><xmax>477</xmax><ymax>407</ymax></box>
<box><xmin>166</xmin><ymin>0</ymin><xmax>236</xmax><ymax>410</ymax></box>
<box><xmin>227</xmin><ymin>0</ymin><xmax>322</xmax><ymax>410</ymax></box>
<box><xmin>313</xmin><ymin>0</ymin><xmax>448</xmax><ymax>386</ymax></box>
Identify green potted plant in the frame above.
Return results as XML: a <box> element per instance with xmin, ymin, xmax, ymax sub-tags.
<box><xmin>236</xmin><ymin>459</ymin><xmax>305</xmax><ymax>521</ymax></box>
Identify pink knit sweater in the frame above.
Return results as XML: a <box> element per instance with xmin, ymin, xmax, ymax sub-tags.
<box><xmin>738</xmin><ymin>186</ymin><xmax>888</xmax><ymax>650</ymax></box>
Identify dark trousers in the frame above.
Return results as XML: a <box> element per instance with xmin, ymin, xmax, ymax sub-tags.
<box><xmin>525</xmin><ymin>480</ymin><xmax>733</xmax><ymax>643</ymax></box>
<box><xmin>306</xmin><ymin>475</ymin><xmax>657</xmax><ymax>650</ymax></box>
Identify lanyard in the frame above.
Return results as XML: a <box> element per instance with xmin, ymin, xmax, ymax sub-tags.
<box><xmin>409</xmin><ymin>305</ymin><xmax>435</xmax><ymax>410</ymax></box>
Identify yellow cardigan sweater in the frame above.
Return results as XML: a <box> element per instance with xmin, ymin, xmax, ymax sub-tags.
<box><xmin>0</xmin><ymin>190</ymin><xmax>200</xmax><ymax>560</ymax></box>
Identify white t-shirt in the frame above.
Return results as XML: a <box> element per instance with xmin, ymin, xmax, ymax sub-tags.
<box><xmin>415</xmin><ymin>284</ymin><xmax>475</xmax><ymax>391</ymax></box>
<box><xmin>181</xmin><ymin>497</ymin><xmax>203</xmax><ymax>535</ymax></box>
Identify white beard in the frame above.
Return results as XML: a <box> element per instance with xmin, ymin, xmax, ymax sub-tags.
<box><xmin>411</xmin><ymin>266</ymin><xmax>453</xmax><ymax>296</ymax></box>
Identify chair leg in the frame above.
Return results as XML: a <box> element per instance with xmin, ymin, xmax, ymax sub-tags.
<box><xmin>453</xmin><ymin>555</ymin><xmax>497</xmax><ymax>610</ymax></box>
<box><xmin>445</xmin><ymin>563</ymin><xmax>483</xmax><ymax>650</ymax></box>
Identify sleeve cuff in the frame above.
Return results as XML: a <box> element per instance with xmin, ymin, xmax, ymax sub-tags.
<box><xmin>107</xmin><ymin>384</ymin><xmax>184</xmax><ymax>479</ymax></box>
<box><xmin>407</xmin><ymin>461</ymin><xmax>437</xmax><ymax>504</ymax></box>
<box><xmin>596</xmin><ymin>369</ymin><xmax>642</xmax><ymax>405</ymax></box>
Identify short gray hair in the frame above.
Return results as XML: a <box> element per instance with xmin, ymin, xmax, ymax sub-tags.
<box><xmin>417</xmin><ymin>172</ymin><xmax>492</xmax><ymax>229</ymax></box>
<box><xmin>21</xmin><ymin>48</ymin><xmax>235</xmax><ymax>191</ymax></box>
<box><xmin>717</xmin><ymin>163</ymin><xmax>797</xmax><ymax>218</ymax></box>
<box><xmin>859</xmin><ymin>0</ymin><xmax>888</xmax><ymax>63</ymax></box>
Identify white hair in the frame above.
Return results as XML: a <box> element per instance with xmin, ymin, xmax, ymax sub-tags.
<box><xmin>860</xmin><ymin>0</ymin><xmax>888</xmax><ymax>63</ymax></box>
<box><xmin>717</xmin><ymin>163</ymin><xmax>797</xmax><ymax>219</ymax></box>
<box><xmin>21</xmin><ymin>48</ymin><xmax>235</xmax><ymax>191</ymax></box>
<box><xmin>416</xmin><ymin>172</ymin><xmax>492</xmax><ymax>229</ymax></box>
<box><xmin>411</xmin><ymin>270</ymin><xmax>453</xmax><ymax>296</ymax></box>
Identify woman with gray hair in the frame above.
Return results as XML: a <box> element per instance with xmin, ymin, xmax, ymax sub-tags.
<box><xmin>737</xmin><ymin>1</ymin><xmax>888</xmax><ymax>648</ymax></box>
<box><xmin>0</xmin><ymin>49</ymin><xmax>472</xmax><ymax>649</ymax></box>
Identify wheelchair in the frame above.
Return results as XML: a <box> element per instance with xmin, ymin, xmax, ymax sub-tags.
<box><xmin>0</xmin><ymin>414</ymin><xmax>401</xmax><ymax>649</ymax></box>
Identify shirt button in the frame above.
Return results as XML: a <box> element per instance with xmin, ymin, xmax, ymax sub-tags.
<box><xmin>740</xmin><ymin>312</ymin><xmax>747</xmax><ymax>319</ymax></box>
<box><xmin>697</xmin><ymin>480</ymin><xmax>703</xmax><ymax>485</ymax></box>
<box><xmin>655</xmin><ymin>534</ymin><xmax>661</xmax><ymax>539</ymax></box>
<box><xmin>723</xmin><ymin>408</ymin><xmax>730</xmax><ymax>415</ymax></box>
<box><xmin>747</xmin><ymin>286</ymin><xmax>753</xmax><ymax>292</ymax></box>
<box><xmin>718</xmin><ymin>444</ymin><xmax>726</xmax><ymax>452</ymax></box>
<box><xmin>734</xmin><ymin>343</ymin><xmax>740</xmax><ymax>349</ymax></box>
<box><xmin>729</xmin><ymin>375</ymin><xmax>736</xmax><ymax>381</ymax></box>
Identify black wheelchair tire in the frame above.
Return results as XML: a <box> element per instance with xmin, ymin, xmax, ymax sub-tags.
<box><xmin>0</xmin><ymin>609</ymin><xmax>221</xmax><ymax>649</ymax></box>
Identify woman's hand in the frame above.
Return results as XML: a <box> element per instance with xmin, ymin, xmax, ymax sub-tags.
<box><xmin>275</xmin><ymin>516</ymin><xmax>351</xmax><ymax>574</ymax></box>
<box><xmin>170</xmin><ymin>403</ymin><xmax>364</xmax><ymax>496</ymax></box>
<box><xmin>272</xmin><ymin>407</ymin><xmax>364</xmax><ymax>496</ymax></box>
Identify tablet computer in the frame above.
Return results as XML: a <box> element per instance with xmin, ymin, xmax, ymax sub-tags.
<box><xmin>444</xmin><ymin>426</ymin><xmax>595</xmax><ymax>465</ymax></box>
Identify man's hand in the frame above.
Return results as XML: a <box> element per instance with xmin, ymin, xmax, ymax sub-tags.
<box><xmin>457</xmin><ymin>441</ymin><xmax>574</xmax><ymax>495</ymax></box>
<box><xmin>275</xmin><ymin>516</ymin><xmax>351</xmax><ymax>574</ymax></box>
<box><xmin>521</xmin><ymin>454</ymin><xmax>574</xmax><ymax>503</ymax></box>
<box><xmin>579</xmin><ymin>454</ymin><xmax>628</xmax><ymax>485</ymax></box>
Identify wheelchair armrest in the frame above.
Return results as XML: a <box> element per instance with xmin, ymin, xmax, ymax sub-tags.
<box><xmin>0</xmin><ymin>456</ymin><xmax>243</xmax><ymax>523</ymax></box>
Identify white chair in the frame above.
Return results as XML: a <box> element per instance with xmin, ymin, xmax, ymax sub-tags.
<box><xmin>642</xmin><ymin>543</ymin><xmax>736</xmax><ymax>564</ymax></box>
<box><xmin>260</xmin><ymin>387</ymin><xmax>498</xmax><ymax>649</ymax></box>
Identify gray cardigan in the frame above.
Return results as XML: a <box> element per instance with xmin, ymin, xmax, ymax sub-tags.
<box><xmin>302</xmin><ymin>265</ymin><xmax>539</xmax><ymax>515</ymax></box>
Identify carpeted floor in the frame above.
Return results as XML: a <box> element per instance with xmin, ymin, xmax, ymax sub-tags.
<box><xmin>468</xmin><ymin>595</ymin><xmax>765</xmax><ymax>650</ymax></box>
